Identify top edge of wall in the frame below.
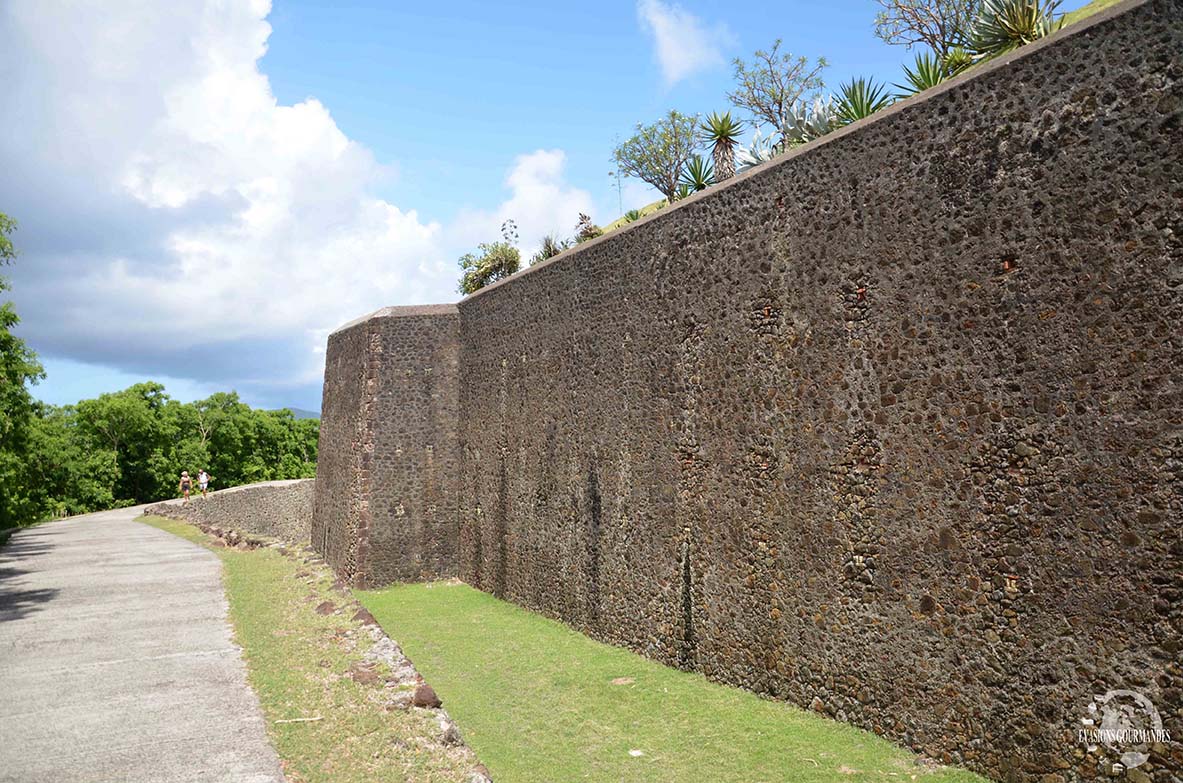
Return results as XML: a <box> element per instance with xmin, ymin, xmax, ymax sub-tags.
<box><xmin>330</xmin><ymin>303</ymin><xmax>459</xmax><ymax>336</ymax></box>
<box><xmin>456</xmin><ymin>0</ymin><xmax>1154</xmax><ymax>305</ymax></box>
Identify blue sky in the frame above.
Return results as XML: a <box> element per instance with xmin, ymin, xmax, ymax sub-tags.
<box><xmin>2</xmin><ymin>0</ymin><xmax>1091</xmax><ymax>412</ymax></box>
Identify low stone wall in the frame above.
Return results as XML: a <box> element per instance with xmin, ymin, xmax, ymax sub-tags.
<box><xmin>145</xmin><ymin>479</ymin><xmax>315</xmax><ymax>546</ymax></box>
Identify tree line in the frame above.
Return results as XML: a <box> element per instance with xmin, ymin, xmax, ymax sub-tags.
<box><xmin>0</xmin><ymin>211</ymin><xmax>318</xmax><ymax>531</ymax></box>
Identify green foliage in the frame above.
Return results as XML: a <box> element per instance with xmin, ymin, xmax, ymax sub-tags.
<box><xmin>971</xmin><ymin>0</ymin><xmax>1063</xmax><ymax>58</ymax></box>
<box><xmin>612</xmin><ymin>110</ymin><xmax>701</xmax><ymax>202</ymax></box>
<box><xmin>700</xmin><ymin>111</ymin><xmax>745</xmax><ymax>181</ymax></box>
<box><xmin>895</xmin><ymin>48</ymin><xmax>973</xmax><ymax>97</ymax></box>
<box><xmin>0</xmin><ymin>213</ymin><xmax>16</xmax><ymax>264</ymax></box>
<box><xmin>529</xmin><ymin>233</ymin><xmax>571</xmax><ymax>266</ymax></box>
<box><xmin>679</xmin><ymin>155</ymin><xmax>715</xmax><ymax>193</ymax></box>
<box><xmin>10</xmin><ymin>388</ymin><xmax>319</xmax><ymax>528</ymax></box>
<box><xmin>0</xmin><ymin>211</ymin><xmax>47</xmax><ymax>529</ymax></box>
<box><xmin>458</xmin><ymin>220</ymin><xmax>521</xmax><ymax>294</ymax></box>
<box><xmin>835</xmin><ymin>77</ymin><xmax>894</xmax><ymax>126</ymax></box>
<box><xmin>574</xmin><ymin>213</ymin><xmax>603</xmax><ymax>244</ymax></box>
<box><xmin>727</xmin><ymin>39</ymin><xmax>828</xmax><ymax>147</ymax></box>
<box><xmin>873</xmin><ymin>0</ymin><xmax>983</xmax><ymax>58</ymax></box>
<box><xmin>622</xmin><ymin>209</ymin><xmax>644</xmax><ymax>224</ymax></box>
<box><xmin>699</xmin><ymin>111</ymin><xmax>745</xmax><ymax>146</ymax></box>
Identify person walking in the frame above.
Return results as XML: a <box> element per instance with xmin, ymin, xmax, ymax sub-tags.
<box><xmin>179</xmin><ymin>470</ymin><xmax>192</xmax><ymax>503</ymax></box>
<box><xmin>197</xmin><ymin>468</ymin><xmax>211</xmax><ymax>498</ymax></box>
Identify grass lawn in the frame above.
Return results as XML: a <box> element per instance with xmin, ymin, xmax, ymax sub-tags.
<box><xmin>359</xmin><ymin>582</ymin><xmax>989</xmax><ymax>783</ymax></box>
<box><xmin>140</xmin><ymin>516</ymin><xmax>480</xmax><ymax>783</ymax></box>
<box><xmin>1062</xmin><ymin>0</ymin><xmax>1126</xmax><ymax>26</ymax></box>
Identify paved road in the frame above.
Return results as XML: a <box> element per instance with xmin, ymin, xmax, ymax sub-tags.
<box><xmin>0</xmin><ymin>507</ymin><xmax>285</xmax><ymax>783</ymax></box>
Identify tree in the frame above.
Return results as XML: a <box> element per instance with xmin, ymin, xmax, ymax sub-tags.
<box><xmin>727</xmin><ymin>40</ymin><xmax>827</xmax><ymax>149</ymax></box>
<box><xmin>873</xmin><ymin>0</ymin><xmax>983</xmax><ymax>59</ymax></box>
<box><xmin>0</xmin><ymin>212</ymin><xmax>46</xmax><ymax>529</ymax></box>
<box><xmin>612</xmin><ymin>110</ymin><xmax>700</xmax><ymax>203</ymax></box>
<box><xmin>700</xmin><ymin>112</ymin><xmax>745</xmax><ymax>182</ymax></box>
<box><xmin>458</xmin><ymin>220</ymin><xmax>521</xmax><ymax>295</ymax></box>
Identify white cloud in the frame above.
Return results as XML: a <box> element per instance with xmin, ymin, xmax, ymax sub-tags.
<box><xmin>0</xmin><ymin>1</ymin><xmax>589</xmax><ymax>405</ymax></box>
<box><xmin>452</xmin><ymin>149</ymin><xmax>594</xmax><ymax>263</ymax></box>
<box><xmin>637</xmin><ymin>0</ymin><xmax>733</xmax><ymax>86</ymax></box>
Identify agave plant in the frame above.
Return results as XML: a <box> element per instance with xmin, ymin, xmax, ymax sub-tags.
<box><xmin>834</xmin><ymin>77</ymin><xmax>893</xmax><ymax>126</ymax></box>
<box><xmin>736</xmin><ymin>127</ymin><xmax>781</xmax><ymax>173</ymax></box>
<box><xmin>622</xmin><ymin>209</ymin><xmax>644</xmax><ymax>223</ymax></box>
<box><xmin>971</xmin><ymin>0</ymin><xmax>1063</xmax><ymax>58</ymax></box>
<box><xmin>896</xmin><ymin>51</ymin><xmax>948</xmax><ymax>96</ymax></box>
<box><xmin>783</xmin><ymin>96</ymin><xmax>838</xmax><ymax>146</ymax></box>
<box><xmin>699</xmin><ymin>111</ymin><xmax>745</xmax><ymax>182</ymax></box>
<box><xmin>674</xmin><ymin>183</ymin><xmax>695</xmax><ymax>201</ymax></box>
<box><xmin>944</xmin><ymin>47</ymin><xmax>975</xmax><ymax>75</ymax></box>
<box><xmin>679</xmin><ymin>155</ymin><xmax>715</xmax><ymax>193</ymax></box>
<box><xmin>895</xmin><ymin>48</ymin><xmax>975</xmax><ymax>98</ymax></box>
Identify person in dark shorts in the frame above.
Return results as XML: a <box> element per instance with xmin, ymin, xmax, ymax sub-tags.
<box><xmin>179</xmin><ymin>470</ymin><xmax>192</xmax><ymax>503</ymax></box>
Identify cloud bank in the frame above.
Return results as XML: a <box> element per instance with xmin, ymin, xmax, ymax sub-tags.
<box><xmin>0</xmin><ymin>0</ymin><xmax>591</xmax><ymax>408</ymax></box>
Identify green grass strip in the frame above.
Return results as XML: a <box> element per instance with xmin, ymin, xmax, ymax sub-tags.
<box><xmin>360</xmin><ymin>581</ymin><xmax>988</xmax><ymax>783</ymax></box>
<box><xmin>141</xmin><ymin>515</ymin><xmax>476</xmax><ymax>783</ymax></box>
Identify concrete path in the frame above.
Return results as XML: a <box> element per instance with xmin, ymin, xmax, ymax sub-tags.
<box><xmin>0</xmin><ymin>507</ymin><xmax>285</xmax><ymax>783</ymax></box>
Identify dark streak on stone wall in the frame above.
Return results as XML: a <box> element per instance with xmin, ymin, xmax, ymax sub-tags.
<box><xmin>312</xmin><ymin>305</ymin><xmax>461</xmax><ymax>588</ymax></box>
<box><xmin>317</xmin><ymin>2</ymin><xmax>1183</xmax><ymax>780</ymax></box>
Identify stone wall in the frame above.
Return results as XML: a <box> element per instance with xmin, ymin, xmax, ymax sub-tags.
<box><xmin>146</xmin><ymin>479</ymin><xmax>315</xmax><ymax>545</ymax></box>
<box><xmin>317</xmin><ymin>2</ymin><xmax>1182</xmax><ymax>780</ymax></box>
<box><xmin>312</xmin><ymin>305</ymin><xmax>461</xmax><ymax>587</ymax></box>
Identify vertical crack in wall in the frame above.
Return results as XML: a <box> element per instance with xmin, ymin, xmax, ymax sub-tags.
<box><xmin>673</xmin><ymin>315</ymin><xmax>707</xmax><ymax>668</ymax></box>
<box><xmin>677</xmin><ymin>535</ymin><xmax>697</xmax><ymax>670</ymax></box>
<box><xmin>494</xmin><ymin>453</ymin><xmax>509</xmax><ymax>599</ymax></box>
<box><xmin>585</xmin><ymin>461</ymin><xmax>602</xmax><ymax>630</ymax></box>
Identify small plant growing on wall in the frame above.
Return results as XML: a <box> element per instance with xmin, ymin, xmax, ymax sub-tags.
<box><xmin>574</xmin><ymin>213</ymin><xmax>603</xmax><ymax>244</ymax></box>
<box><xmin>457</xmin><ymin>219</ymin><xmax>521</xmax><ymax>294</ymax></box>
<box><xmin>529</xmin><ymin>233</ymin><xmax>571</xmax><ymax>266</ymax></box>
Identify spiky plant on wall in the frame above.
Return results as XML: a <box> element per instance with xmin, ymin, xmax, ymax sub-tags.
<box><xmin>971</xmin><ymin>0</ymin><xmax>1063</xmax><ymax>57</ymax></box>
<box><xmin>835</xmin><ymin>77</ymin><xmax>894</xmax><ymax>126</ymax></box>
<box><xmin>699</xmin><ymin>112</ymin><xmax>745</xmax><ymax>182</ymax></box>
<box><xmin>784</xmin><ymin>97</ymin><xmax>838</xmax><ymax>145</ymax></box>
<box><xmin>895</xmin><ymin>47</ymin><xmax>974</xmax><ymax>97</ymax></box>
<box><xmin>679</xmin><ymin>155</ymin><xmax>715</xmax><ymax>194</ymax></box>
<box><xmin>529</xmin><ymin>233</ymin><xmax>571</xmax><ymax>266</ymax></box>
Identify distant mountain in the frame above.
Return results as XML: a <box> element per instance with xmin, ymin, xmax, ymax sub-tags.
<box><xmin>275</xmin><ymin>407</ymin><xmax>320</xmax><ymax>420</ymax></box>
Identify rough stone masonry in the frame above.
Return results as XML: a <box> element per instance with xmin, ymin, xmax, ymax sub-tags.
<box><xmin>313</xmin><ymin>2</ymin><xmax>1183</xmax><ymax>780</ymax></box>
